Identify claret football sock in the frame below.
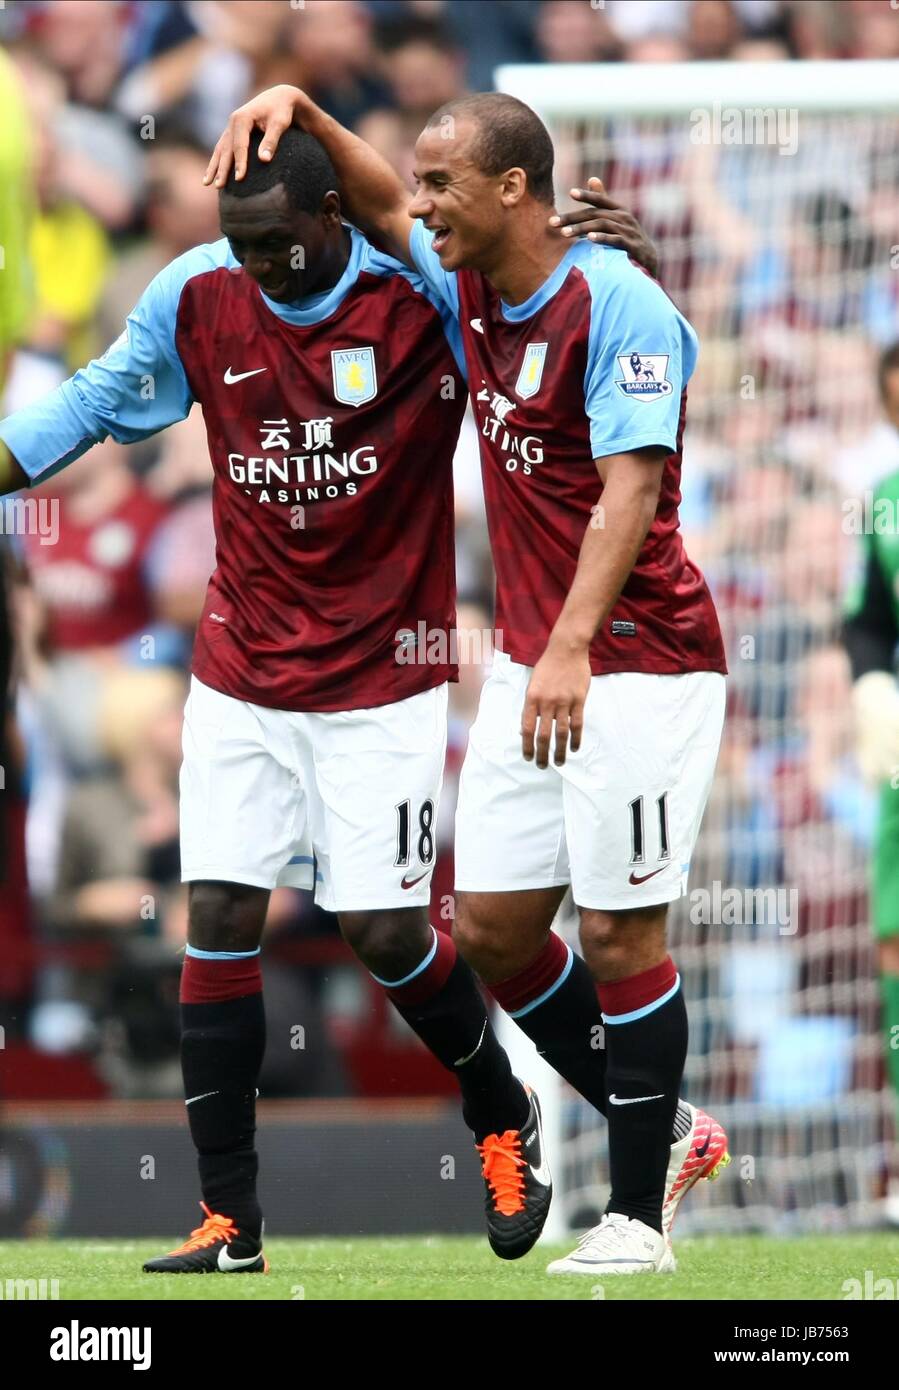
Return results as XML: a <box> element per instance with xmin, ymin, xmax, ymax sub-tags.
<box><xmin>599</xmin><ymin>956</ymin><xmax>687</xmax><ymax>1234</ymax></box>
<box><xmin>372</xmin><ymin>926</ymin><xmax>529</xmax><ymax>1141</ymax></box>
<box><xmin>180</xmin><ymin>946</ymin><xmax>266</xmax><ymax>1241</ymax></box>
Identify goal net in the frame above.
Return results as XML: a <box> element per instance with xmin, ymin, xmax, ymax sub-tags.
<box><xmin>493</xmin><ymin>60</ymin><xmax>899</xmax><ymax>1235</ymax></box>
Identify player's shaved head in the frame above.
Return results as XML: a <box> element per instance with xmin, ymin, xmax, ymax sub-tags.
<box><xmin>425</xmin><ymin>93</ymin><xmax>555</xmax><ymax>205</ymax></box>
<box><xmin>223</xmin><ymin>127</ymin><xmax>337</xmax><ymax>215</ymax></box>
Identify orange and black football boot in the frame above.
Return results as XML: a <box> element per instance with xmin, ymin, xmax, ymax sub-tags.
<box><xmin>476</xmin><ymin>1084</ymin><xmax>552</xmax><ymax>1260</ymax></box>
<box><xmin>143</xmin><ymin>1202</ymin><xmax>268</xmax><ymax>1274</ymax></box>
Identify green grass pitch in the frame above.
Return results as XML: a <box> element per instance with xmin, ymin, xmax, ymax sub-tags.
<box><xmin>1</xmin><ymin>1233</ymin><xmax>898</xmax><ymax>1300</ymax></box>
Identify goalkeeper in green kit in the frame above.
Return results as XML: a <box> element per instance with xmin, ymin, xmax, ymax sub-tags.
<box><xmin>843</xmin><ymin>341</ymin><xmax>899</xmax><ymax>1225</ymax></box>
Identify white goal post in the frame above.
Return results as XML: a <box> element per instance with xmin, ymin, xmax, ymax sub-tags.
<box><xmin>491</xmin><ymin>61</ymin><xmax>899</xmax><ymax>1237</ymax></box>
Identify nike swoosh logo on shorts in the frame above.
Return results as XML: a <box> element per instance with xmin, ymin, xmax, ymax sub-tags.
<box><xmin>401</xmin><ymin>871</ymin><xmax>431</xmax><ymax>889</ymax></box>
<box><xmin>469</xmin><ymin>318</ymin><xmax>484</xmax><ymax>333</ymax></box>
<box><xmin>608</xmin><ymin>1093</ymin><xmax>665</xmax><ymax>1106</ymax></box>
<box><xmin>628</xmin><ymin>867</ymin><xmax>666</xmax><ymax>886</ymax></box>
<box><xmin>224</xmin><ymin>366</ymin><xmax>267</xmax><ymax>384</ymax></box>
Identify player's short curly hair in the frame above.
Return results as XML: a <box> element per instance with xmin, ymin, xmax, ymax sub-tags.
<box><xmin>425</xmin><ymin>93</ymin><xmax>555</xmax><ymax>206</ymax></box>
<box><xmin>223</xmin><ymin>127</ymin><xmax>338</xmax><ymax>216</ymax></box>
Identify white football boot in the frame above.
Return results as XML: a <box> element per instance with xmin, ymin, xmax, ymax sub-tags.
<box><xmin>547</xmin><ymin>1103</ymin><xmax>730</xmax><ymax>1275</ymax></box>
<box><xmin>546</xmin><ymin>1212</ymin><xmax>675</xmax><ymax>1275</ymax></box>
<box><xmin>884</xmin><ymin>1177</ymin><xmax>899</xmax><ymax>1226</ymax></box>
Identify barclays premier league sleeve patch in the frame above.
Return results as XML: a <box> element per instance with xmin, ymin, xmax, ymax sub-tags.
<box><xmin>615</xmin><ymin>352</ymin><xmax>673</xmax><ymax>400</ymax></box>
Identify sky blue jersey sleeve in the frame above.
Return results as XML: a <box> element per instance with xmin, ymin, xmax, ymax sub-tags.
<box><xmin>583</xmin><ymin>250</ymin><xmax>698</xmax><ymax>460</ymax></box>
<box><xmin>0</xmin><ymin>242</ymin><xmax>228</xmax><ymax>485</ymax></box>
<box><xmin>408</xmin><ymin>219</ymin><xmax>460</xmax><ymax>322</ymax></box>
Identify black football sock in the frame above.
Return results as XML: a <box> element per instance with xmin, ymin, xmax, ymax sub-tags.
<box><xmin>373</xmin><ymin>927</ymin><xmax>529</xmax><ymax>1142</ymax></box>
<box><xmin>180</xmin><ymin>948</ymin><xmax>266</xmax><ymax>1240</ymax></box>
<box><xmin>599</xmin><ymin>956</ymin><xmax>688</xmax><ymax>1235</ymax></box>
<box><xmin>488</xmin><ymin>933</ymin><xmax>608</xmax><ymax>1115</ymax></box>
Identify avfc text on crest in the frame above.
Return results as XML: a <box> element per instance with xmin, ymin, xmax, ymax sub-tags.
<box><xmin>332</xmin><ymin>348</ymin><xmax>378</xmax><ymax>408</ymax></box>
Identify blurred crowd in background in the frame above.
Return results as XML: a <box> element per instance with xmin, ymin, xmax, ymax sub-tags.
<box><xmin>0</xmin><ymin>0</ymin><xmax>897</xmax><ymax>1113</ymax></box>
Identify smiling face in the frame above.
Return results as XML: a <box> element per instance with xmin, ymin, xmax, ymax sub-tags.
<box><xmin>408</xmin><ymin>118</ymin><xmax>513</xmax><ymax>273</ymax></box>
<box><xmin>219</xmin><ymin>183</ymin><xmax>343</xmax><ymax>303</ymax></box>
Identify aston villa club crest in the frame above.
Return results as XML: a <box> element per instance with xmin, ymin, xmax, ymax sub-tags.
<box><xmin>331</xmin><ymin>347</ymin><xmax>378</xmax><ymax>407</ymax></box>
<box><xmin>615</xmin><ymin>352</ymin><xmax>673</xmax><ymax>399</ymax></box>
<box><xmin>515</xmin><ymin>342</ymin><xmax>548</xmax><ymax>400</ymax></box>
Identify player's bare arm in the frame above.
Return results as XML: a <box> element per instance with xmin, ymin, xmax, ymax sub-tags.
<box><xmin>206</xmin><ymin>89</ymin><xmax>658</xmax><ymax>276</ymax></box>
<box><xmin>521</xmin><ymin>446</ymin><xmax>667</xmax><ymax>770</ymax></box>
<box><xmin>0</xmin><ymin>441</ymin><xmax>29</xmax><ymax>495</ymax></box>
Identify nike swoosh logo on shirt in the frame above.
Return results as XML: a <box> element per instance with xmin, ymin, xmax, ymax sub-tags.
<box><xmin>224</xmin><ymin>366</ymin><xmax>267</xmax><ymax>384</ymax></box>
<box><xmin>608</xmin><ymin>1093</ymin><xmax>665</xmax><ymax>1106</ymax></box>
<box><xmin>469</xmin><ymin>318</ymin><xmax>484</xmax><ymax>333</ymax></box>
<box><xmin>628</xmin><ymin>867</ymin><xmax>666</xmax><ymax>886</ymax></box>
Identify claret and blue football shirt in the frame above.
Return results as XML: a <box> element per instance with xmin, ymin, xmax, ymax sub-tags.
<box><xmin>409</xmin><ymin>221</ymin><xmax>726</xmax><ymax>676</ymax></box>
<box><xmin>0</xmin><ymin>228</ymin><xmax>467</xmax><ymax>710</ymax></box>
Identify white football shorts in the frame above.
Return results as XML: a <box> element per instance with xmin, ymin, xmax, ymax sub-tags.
<box><xmin>454</xmin><ymin>651</ymin><xmax>725</xmax><ymax>910</ymax></box>
<box><xmin>180</xmin><ymin>676</ymin><xmax>447</xmax><ymax>913</ymax></box>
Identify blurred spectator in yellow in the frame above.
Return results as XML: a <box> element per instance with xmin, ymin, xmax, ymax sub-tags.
<box><xmin>15</xmin><ymin>8</ymin><xmax>142</xmax><ymax>231</ymax></box>
<box><xmin>0</xmin><ymin>48</ymin><xmax>34</xmax><ymax>387</ymax></box>
<box><xmin>0</xmin><ymin>48</ymin><xmax>36</xmax><ymax>1023</ymax></box>
<box><xmin>4</xmin><ymin>50</ymin><xmax>109</xmax><ymax>385</ymax></box>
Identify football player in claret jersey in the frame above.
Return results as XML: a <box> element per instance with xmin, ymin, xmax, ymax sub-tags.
<box><xmin>0</xmin><ymin>128</ymin><xmax>575</xmax><ymax>1271</ymax></box>
<box><xmin>212</xmin><ymin>86</ymin><xmax>731</xmax><ymax>1275</ymax></box>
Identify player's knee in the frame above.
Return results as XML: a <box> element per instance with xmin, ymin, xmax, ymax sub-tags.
<box><xmin>187</xmin><ymin>881</ymin><xmax>268</xmax><ymax>953</ymax></box>
<box><xmin>579</xmin><ymin>912</ymin><xmax>627</xmax><ymax>980</ymax></box>
<box><xmin>452</xmin><ymin>900</ymin><xmax>512</xmax><ymax>982</ymax></box>
<box><xmin>338</xmin><ymin>908</ymin><xmax>431</xmax><ymax>981</ymax></box>
<box><xmin>578</xmin><ymin>907</ymin><xmax>661</xmax><ymax>982</ymax></box>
